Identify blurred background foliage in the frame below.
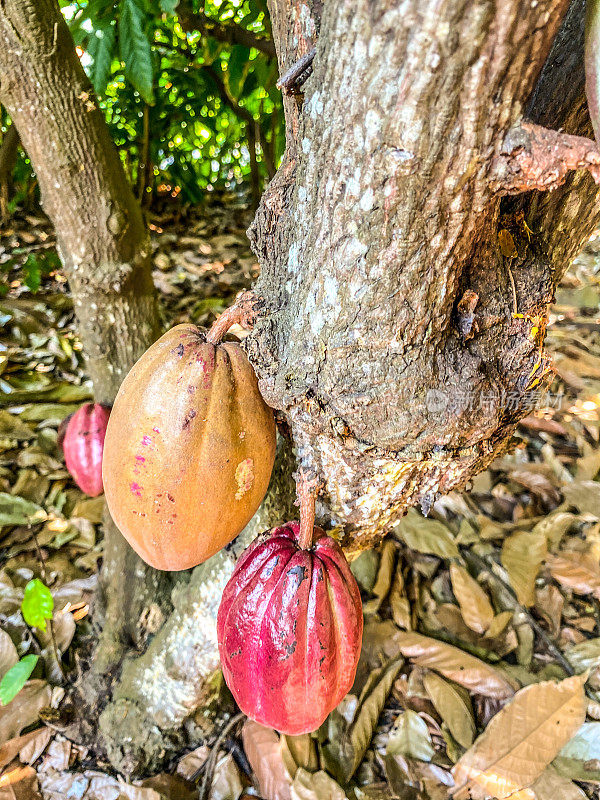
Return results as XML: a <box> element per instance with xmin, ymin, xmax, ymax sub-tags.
<box><xmin>0</xmin><ymin>0</ymin><xmax>282</xmax><ymax>225</ymax></box>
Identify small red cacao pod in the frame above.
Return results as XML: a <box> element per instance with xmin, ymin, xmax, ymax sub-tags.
<box><xmin>217</xmin><ymin>522</ymin><xmax>363</xmax><ymax>735</ymax></box>
<box><xmin>102</xmin><ymin>325</ymin><xmax>276</xmax><ymax>571</ymax></box>
<box><xmin>62</xmin><ymin>403</ymin><xmax>111</xmax><ymax>497</ymax></box>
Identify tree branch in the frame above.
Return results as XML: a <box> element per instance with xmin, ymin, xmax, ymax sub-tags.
<box><xmin>178</xmin><ymin>0</ymin><xmax>276</xmax><ymax>58</ymax></box>
<box><xmin>491</xmin><ymin>120</ymin><xmax>600</xmax><ymax>194</ymax></box>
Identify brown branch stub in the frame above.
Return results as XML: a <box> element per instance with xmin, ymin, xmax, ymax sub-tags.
<box><xmin>277</xmin><ymin>47</ymin><xmax>317</xmax><ymax>95</ymax></box>
<box><xmin>492</xmin><ymin>121</ymin><xmax>600</xmax><ymax>195</ymax></box>
<box><xmin>294</xmin><ymin>466</ymin><xmax>321</xmax><ymax>550</ymax></box>
<box><xmin>205</xmin><ymin>290</ymin><xmax>260</xmax><ymax>344</ymax></box>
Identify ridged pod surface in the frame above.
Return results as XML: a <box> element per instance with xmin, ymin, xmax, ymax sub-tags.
<box><xmin>63</xmin><ymin>403</ymin><xmax>110</xmax><ymax>497</ymax></box>
<box><xmin>102</xmin><ymin>324</ymin><xmax>276</xmax><ymax>571</ymax></box>
<box><xmin>217</xmin><ymin>522</ymin><xmax>363</xmax><ymax>734</ymax></box>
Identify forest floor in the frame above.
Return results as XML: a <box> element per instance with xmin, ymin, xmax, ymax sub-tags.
<box><xmin>0</xmin><ymin>200</ymin><xmax>600</xmax><ymax>799</ymax></box>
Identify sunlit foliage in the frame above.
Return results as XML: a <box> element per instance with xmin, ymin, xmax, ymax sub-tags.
<box><xmin>7</xmin><ymin>0</ymin><xmax>283</xmax><ymax>206</ymax></box>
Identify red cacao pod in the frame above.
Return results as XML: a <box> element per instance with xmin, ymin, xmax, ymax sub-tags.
<box><xmin>62</xmin><ymin>403</ymin><xmax>111</xmax><ymax>497</ymax></box>
<box><xmin>102</xmin><ymin>324</ymin><xmax>276</xmax><ymax>571</ymax></box>
<box><xmin>217</xmin><ymin>522</ymin><xmax>363</xmax><ymax>735</ymax></box>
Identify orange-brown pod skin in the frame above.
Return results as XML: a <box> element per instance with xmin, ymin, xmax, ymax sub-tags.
<box><xmin>102</xmin><ymin>324</ymin><xmax>276</xmax><ymax>571</ymax></box>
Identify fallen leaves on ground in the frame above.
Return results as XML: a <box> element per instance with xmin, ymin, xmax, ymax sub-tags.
<box><xmin>452</xmin><ymin>674</ymin><xmax>587</xmax><ymax>799</ymax></box>
<box><xmin>394</xmin><ymin>632</ymin><xmax>516</xmax><ymax>698</ymax></box>
<box><xmin>3</xmin><ymin>208</ymin><xmax>600</xmax><ymax>799</ymax></box>
<box><xmin>242</xmin><ymin>720</ymin><xmax>291</xmax><ymax>800</ymax></box>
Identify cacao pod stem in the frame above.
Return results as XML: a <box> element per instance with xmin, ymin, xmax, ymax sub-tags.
<box><xmin>295</xmin><ymin>467</ymin><xmax>320</xmax><ymax>549</ymax></box>
<box><xmin>206</xmin><ymin>291</ymin><xmax>259</xmax><ymax>344</ymax></box>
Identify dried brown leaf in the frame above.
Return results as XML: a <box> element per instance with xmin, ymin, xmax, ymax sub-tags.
<box><xmin>242</xmin><ymin>720</ymin><xmax>291</xmax><ymax>800</ymax></box>
<box><xmin>484</xmin><ymin>610</ymin><xmax>514</xmax><ymax>640</ymax></box>
<box><xmin>564</xmin><ymin>637</ymin><xmax>600</xmax><ymax>672</ymax></box>
<box><xmin>175</xmin><ymin>745</ymin><xmax>209</xmax><ymax>781</ymax></box>
<box><xmin>0</xmin><ymin>681</ymin><xmax>51</xmax><ymax>744</ymax></box>
<box><xmin>394</xmin><ymin>511</ymin><xmax>459</xmax><ymax>559</ymax></box>
<box><xmin>17</xmin><ymin>726</ymin><xmax>52</xmax><ymax>765</ymax></box>
<box><xmin>0</xmin><ymin>631</ymin><xmax>18</xmax><ymax>681</ymax></box>
<box><xmin>0</xmin><ymin>763</ymin><xmax>42</xmax><ymax>800</ymax></box>
<box><xmin>532</xmin><ymin>512</ymin><xmax>577</xmax><ymax>552</ymax></box>
<box><xmin>364</xmin><ymin>541</ymin><xmax>396</xmax><ymax>614</ymax></box>
<box><xmin>534</xmin><ymin>585</ymin><xmax>564</xmax><ymax>639</ymax></box>
<box><xmin>423</xmin><ymin>671</ymin><xmax>475</xmax><ymax>749</ymax></box>
<box><xmin>452</xmin><ymin>674</ymin><xmax>587</xmax><ymax>799</ymax></box>
<box><xmin>0</xmin><ymin>728</ymin><xmax>50</xmax><ymax>771</ymax></box>
<box><xmin>561</xmin><ymin>481</ymin><xmax>600</xmax><ymax>517</ymax></box>
<box><xmin>576</xmin><ymin>448</ymin><xmax>600</xmax><ymax>481</ymax></box>
<box><xmin>320</xmin><ymin>657</ymin><xmax>403</xmax><ymax>784</ymax></box>
<box><xmin>548</xmin><ymin>551</ymin><xmax>600</xmax><ymax>598</ymax></box>
<box><xmin>395</xmin><ymin>632</ymin><xmax>515</xmax><ymax>698</ymax></box>
<box><xmin>389</xmin><ymin>568</ymin><xmax>411</xmax><ymax>630</ymax></box>
<box><xmin>290</xmin><ymin>769</ymin><xmax>346</xmax><ymax>800</ymax></box>
<box><xmin>525</xmin><ymin>766</ymin><xmax>587</xmax><ymax>800</ymax></box>
<box><xmin>450</xmin><ymin>563</ymin><xmax>494</xmax><ymax>633</ymax></box>
<box><xmin>209</xmin><ymin>753</ymin><xmax>243</xmax><ymax>800</ymax></box>
<box><xmin>281</xmin><ymin>734</ymin><xmax>318</xmax><ymax>779</ymax></box>
<box><xmin>501</xmin><ymin>531</ymin><xmax>547</xmax><ymax>606</ymax></box>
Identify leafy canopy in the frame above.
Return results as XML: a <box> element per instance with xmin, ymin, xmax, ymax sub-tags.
<box><xmin>56</xmin><ymin>0</ymin><xmax>283</xmax><ymax>202</ymax></box>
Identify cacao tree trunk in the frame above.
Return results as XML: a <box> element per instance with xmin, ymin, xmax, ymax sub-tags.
<box><xmin>247</xmin><ymin>0</ymin><xmax>600</xmax><ymax>549</ymax></box>
<box><xmin>0</xmin><ymin>1</ymin><xmax>168</xmax><ymax>676</ymax></box>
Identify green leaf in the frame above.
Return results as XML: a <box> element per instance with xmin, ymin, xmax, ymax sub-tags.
<box><xmin>159</xmin><ymin>0</ymin><xmax>179</xmax><ymax>12</ymax></box>
<box><xmin>87</xmin><ymin>21</ymin><xmax>117</xmax><ymax>96</ymax></box>
<box><xmin>0</xmin><ymin>493</ymin><xmax>46</xmax><ymax>528</ymax></box>
<box><xmin>227</xmin><ymin>45</ymin><xmax>251</xmax><ymax>99</ymax></box>
<box><xmin>23</xmin><ymin>255</ymin><xmax>42</xmax><ymax>292</ymax></box>
<box><xmin>0</xmin><ymin>655</ymin><xmax>39</xmax><ymax>705</ymax></box>
<box><xmin>119</xmin><ymin>0</ymin><xmax>154</xmax><ymax>104</ymax></box>
<box><xmin>393</xmin><ymin>509</ymin><xmax>459</xmax><ymax>559</ymax></box>
<box><xmin>22</xmin><ymin>579</ymin><xmax>54</xmax><ymax>632</ymax></box>
<box><xmin>386</xmin><ymin>709</ymin><xmax>435</xmax><ymax>762</ymax></box>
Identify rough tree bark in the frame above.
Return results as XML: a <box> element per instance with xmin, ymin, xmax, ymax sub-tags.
<box><xmin>0</xmin><ymin>1</ymin><xmax>168</xmax><ymax>677</ymax></box>
<box><xmin>2</xmin><ymin>0</ymin><xmax>600</xmax><ymax>780</ymax></box>
<box><xmin>247</xmin><ymin>0</ymin><xmax>600</xmax><ymax>549</ymax></box>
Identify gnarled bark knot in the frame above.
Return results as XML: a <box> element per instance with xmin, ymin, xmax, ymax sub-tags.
<box><xmin>492</xmin><ymin>121</ymin><xmax>600</xmax><ymax>194</ymax></box>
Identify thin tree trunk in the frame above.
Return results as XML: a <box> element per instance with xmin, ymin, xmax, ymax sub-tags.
<box><xmin>0</xmin><ymin>1</ymin><xmax>168</xmax><ymax>676</ymax></box>
<box><xmin>0</xmin><ymin>123</ymin><xmax>19</xmax><ymax>222</ymax></box>
<box><xmin>137</xmin><ymin>104</ymin><xmax>150</xmax><ymax>204</ymax></box>
<box><xmin>247</xmin><ymin>121</ymin><xmax>261</xmax><ymax>210</ymax></box>
<box><xmin>101</xmin><ymin>0</ymin><xmax>600</xmax><ymax>777</ymax></box>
